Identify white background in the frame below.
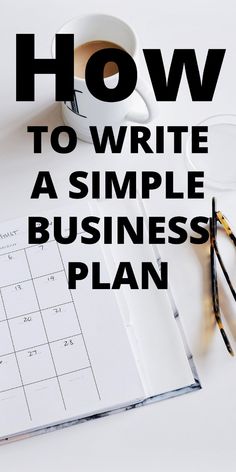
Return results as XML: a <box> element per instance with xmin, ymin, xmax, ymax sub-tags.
<box><xmin>0</xmin><ymin>0</ymin><xmax>236</xmax><ymax>470</ymax></box>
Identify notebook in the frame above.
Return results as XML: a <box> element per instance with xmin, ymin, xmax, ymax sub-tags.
<box><xmin>0</xmin><ymin>200</ymin><xmax>200</xmax><ymax>443</ymax></box>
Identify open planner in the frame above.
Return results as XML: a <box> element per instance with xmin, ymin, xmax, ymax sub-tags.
<box><xmin>0</xmin><ymin>200</ymin><xmax>200</xmax><ymax>443</ymax></box>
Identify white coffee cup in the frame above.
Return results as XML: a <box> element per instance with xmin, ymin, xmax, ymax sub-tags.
<box><xmin>53</xmin><ymin>14</ymin><xmax>157</xmax><ymax>143</ymax></box>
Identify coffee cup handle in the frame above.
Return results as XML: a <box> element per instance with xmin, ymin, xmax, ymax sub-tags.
<box><xmin>125</xmin><ymin>78</ymin><xmax>157</xmax><ymax>124</ymax></box>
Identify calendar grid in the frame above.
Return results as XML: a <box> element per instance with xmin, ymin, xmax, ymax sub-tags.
<box><xmin>0</xmin><ymin>269</ymin><xmax>64</xmax><ymax>290</ymax></box>
<box><xmin>0</xmin><ymin>289</ymin><xmax>32</xmax><ymax>420</ymax></box>
<box><xmin>0</xmin><ymin>333</ymin><xmax>82</xmax><ymax>358</ymax></box>
<box><xmin>24</xmin><ymin>248</ymin><xmax>67</xmax><ymax>411</ymax></box>
<box><xmin>0</xmin><ymin>301</ymin><xmax>74</xmax><ymax>323</ymax></box>
<box><xmin>0</xmin><ymin>365</ymin><xmax>91</xmax><ymax>396</ymax></box>
<box><xmin>0</xmin><ymin>241</ymin><xmax>101</xmax><ymax>421</ymax></box>
<box><xmin>56</xmin><ymin>242</ymin><xmax>101</xmax><ymax>400</ymax></box>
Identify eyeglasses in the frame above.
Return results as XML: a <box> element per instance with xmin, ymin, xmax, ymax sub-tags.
<box><xmin>210</xmin><ymin>197</ymin><xmax>236</xmax><ymax>356</ymax></box>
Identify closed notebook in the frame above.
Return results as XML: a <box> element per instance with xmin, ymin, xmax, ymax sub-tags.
<box><xmin>0</xmin><ymin>200</ymin><xmax>200</xmax><ymax>443</ymax></box>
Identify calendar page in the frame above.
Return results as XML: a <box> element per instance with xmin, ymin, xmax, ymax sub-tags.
<box><xmin>0</xmin><ymin>205</ymin><xmax>145</xmax><ymax>441</ymax></box>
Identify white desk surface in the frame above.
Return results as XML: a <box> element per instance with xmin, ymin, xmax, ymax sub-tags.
<box><xmin>1</xmin><ymin>0</ymin><xmax>236</xmax><ymax>470</ymax></box>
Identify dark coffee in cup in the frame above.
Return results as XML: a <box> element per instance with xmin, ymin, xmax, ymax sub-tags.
<box><xmin>74</xmin><ymin>40</ymin><xmax>124</xmax><ymax>78</ymax></box>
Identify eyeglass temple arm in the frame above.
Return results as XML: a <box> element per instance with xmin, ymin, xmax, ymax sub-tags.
<box><xmin>210</xmin><ymin>217</ymin><xmax>234</xmax><ymax>356</ymax></box>
<box><xmin>213</xmin><ymin>239</ymin><xmax>236</xmax><ymax>303</ymax></box>
<box><xmin>217</xmin><ymin>211</ymin><xmax>236</xmax><ymax>246</ymax></box>
<box><xmin>213</xmin><ymin>210</ymin><xmax>236</xmax><ymax>302</ymax></box>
